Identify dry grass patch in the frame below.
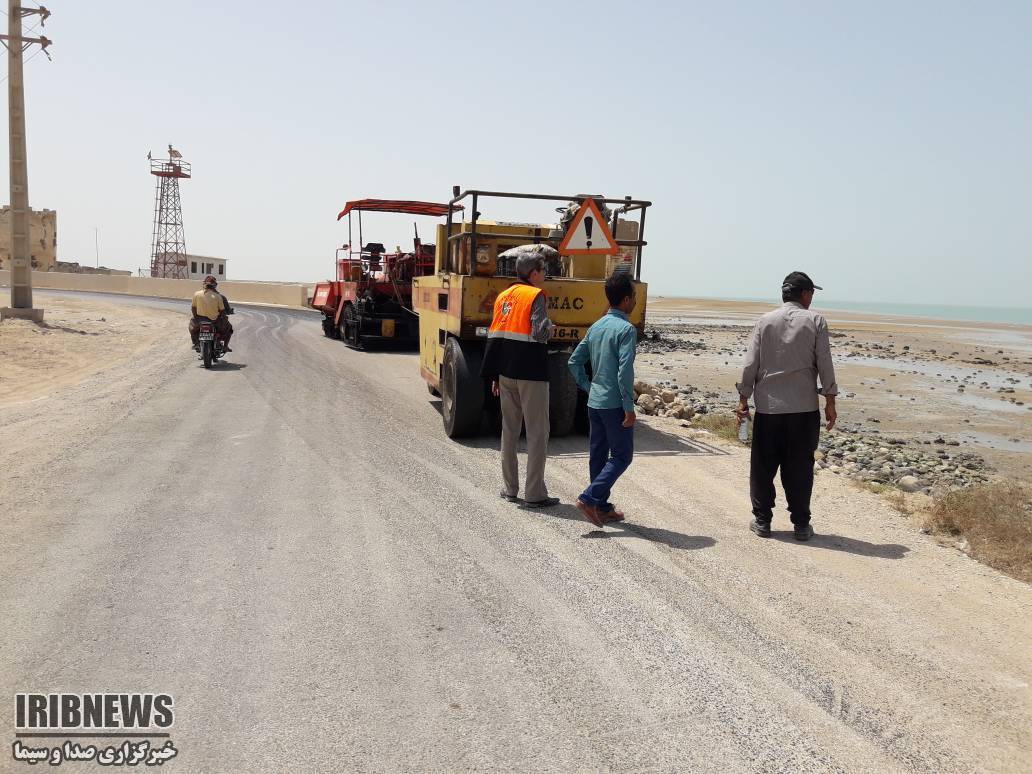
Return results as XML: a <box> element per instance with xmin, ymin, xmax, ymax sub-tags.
<box><xmin>925</xmin><ymin>482</ymin><xmax>1032</xmax><ymax>583</ymax></box>
<box><xmin>695</xmin><ymin>412</ymin><xmax>747</xmax><ymax>445</ymax></box>
<box><xmin>885</xmin><ymin>489</ymin><xmax>914</xmax><ymax>516</ymax></box>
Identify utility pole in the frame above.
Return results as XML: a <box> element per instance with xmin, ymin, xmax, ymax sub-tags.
<box><xmin>1</xmin><ymin>2</ymin><xmax>51</xmax><ymax>322</ymax></box>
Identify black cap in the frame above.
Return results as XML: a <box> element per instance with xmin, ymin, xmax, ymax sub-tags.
<box><xmin>782</xmin><ymin>271</ymin><xmax>822</xmax><ymax>292</ymax></box>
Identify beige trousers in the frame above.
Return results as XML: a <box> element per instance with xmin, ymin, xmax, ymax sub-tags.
<box><xmin>499</xmin><ymin>376</ymin><xmax>550</xmax><ymax>502</ymax></box>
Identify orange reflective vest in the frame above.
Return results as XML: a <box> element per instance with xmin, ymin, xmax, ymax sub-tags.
<box><xmin>488</xmin><ymin>283</ymin><xmax>542</xmax><ymax>341</ymax></box>
<box><xmin>481</xmin><ymin>282</ymin><xmax>549</xmax><ymax>381</ymax></box>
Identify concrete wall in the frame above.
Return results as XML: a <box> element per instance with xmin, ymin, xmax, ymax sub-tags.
<box><xmin>53</xmin><ymin>261</ymin><xmax>132</xmax><ymax>276</ymax></box>
<box><xmin>0</xmin><ymin>270</ymin><xmax>310</xmax><ymax>308</ymax></box>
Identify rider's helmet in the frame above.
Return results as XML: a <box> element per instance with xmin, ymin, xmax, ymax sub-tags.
<box><xmin>203</xmin><ymin>274</ymin><xmax>218</xmax><ymax>288</ymax></box>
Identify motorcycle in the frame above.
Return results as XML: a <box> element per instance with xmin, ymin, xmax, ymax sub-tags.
<box><xmin>198</xmin><ymin>319</ymin><xmax>226</xmax><ymax>368</ymax></box>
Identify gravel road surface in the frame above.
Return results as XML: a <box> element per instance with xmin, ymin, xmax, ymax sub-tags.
<box><xmin>1</xmin><ymin>292</ymin><xmax>1030</xmax><ymax>773</ymax></box>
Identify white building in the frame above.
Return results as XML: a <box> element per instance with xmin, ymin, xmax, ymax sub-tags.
<box><xmin>186</xmin><ymin>254</ymin><xmax>227</xmax><ymax>281</ymax></box>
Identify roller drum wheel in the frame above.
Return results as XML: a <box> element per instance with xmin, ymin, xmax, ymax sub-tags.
<box><xmin>441</xmin><ymin>338</ymin><xmax>485</xmax><ymax>438</ymax></box>
<box><xmin>548</xmin><ymin>350</ymin><xmax>578</xmax><ymax>437</ymax></box>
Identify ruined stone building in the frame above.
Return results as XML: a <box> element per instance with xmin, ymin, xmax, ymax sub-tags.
<box><xmin>0</xmin><ymin>206</ymin><xmax>57</xmax><ymax>271</ymax></box>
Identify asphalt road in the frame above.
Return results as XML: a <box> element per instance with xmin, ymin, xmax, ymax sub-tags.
<box><xmin>1</xmin><ymin>292</ymin><xmax>1030</xmax><ymax>773</ymax></box>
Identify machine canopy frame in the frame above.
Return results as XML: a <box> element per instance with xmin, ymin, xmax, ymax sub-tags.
<box><xmin>337</xmin><ymin>199</ymin><xmax>463</xmax><ymax>221</ymax></box>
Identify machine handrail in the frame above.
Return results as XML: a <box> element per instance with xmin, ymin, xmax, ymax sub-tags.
<box><xmin>448</xmin><ymin>189</ymin><xmax>651</xmax><ymax>210</ymax></box>
<box><xmin>443</xmin><ymin>186</ymin><xmax>651</xmax><ymax>280</ymax></box>
<box><xmin>445</xmin><ymin>231</ymin><xmax>646</xmax><ymax>248</ymax></box>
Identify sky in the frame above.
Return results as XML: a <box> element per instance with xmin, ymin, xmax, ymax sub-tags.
<box><xmin>5</xmin><ymin>0</ymin><xmax>1031</xmax><ymax>307</ymax></box>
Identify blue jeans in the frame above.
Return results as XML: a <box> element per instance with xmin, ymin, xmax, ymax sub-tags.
<box><xmin>579</xmin><ymin>407</ymin><xmax>634</xmax><ymax>511</ymax></box>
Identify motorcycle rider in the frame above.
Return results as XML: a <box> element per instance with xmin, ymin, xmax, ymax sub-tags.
<box><xmin>189</xmin><ymin>275</ymin><xmax>233</xmax><ymax>352</ymax></box>
<box><xmin>213</xmin><ymin>278</ymin><xmax>234</xmax><ymax>316</ymax></box>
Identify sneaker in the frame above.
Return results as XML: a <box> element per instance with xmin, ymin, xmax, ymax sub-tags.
<box><xmin>749</xmin><ymin>518</ymin><xmax>772</xmax><ymax>538</ymax></box>
<box><xmin>500</xmin><ymin>491</ymin><xmax>520</xmax><ymax>503</ymax></box>
<box><xmin>524</xmin><ymin>496</ymin><xmax>560</xmax><ymax>508</ymax></box>
<box><xmin>793</xmin><ymin>524</ymin><xmax>814</xmax><ymax>541</ymax></box>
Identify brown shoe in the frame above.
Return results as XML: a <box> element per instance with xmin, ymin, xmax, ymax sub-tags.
<box><xmin>576</xmin><ymin>499</ymin><xmax>605</xmax><ymax>528</ymax></box>
<box><xmin>602</xmin><ymin>508</ymin><xmax>625</xmax><ymax>523</ymax></box>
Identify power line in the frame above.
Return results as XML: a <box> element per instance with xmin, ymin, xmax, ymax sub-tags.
<box><xmin>0</xmin><ymin>41</ymin><xmax>47</xmax><ymax>84</ymax></box>
<box><xmin>22</xmin><ymin>45</ymin><xmax>43</xmax><ymax>65</ymax></box>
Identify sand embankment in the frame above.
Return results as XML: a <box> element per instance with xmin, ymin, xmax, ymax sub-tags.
<box><xmin>0</xmin><ymin>294</ymin><xmax>182</xmax><ymax>408</ymax></box>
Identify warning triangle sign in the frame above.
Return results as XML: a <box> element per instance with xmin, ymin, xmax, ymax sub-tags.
<box><xmin>558</xmin><ymin>198</ymin><xmax>618</xmax><ymax>256</ymax></box>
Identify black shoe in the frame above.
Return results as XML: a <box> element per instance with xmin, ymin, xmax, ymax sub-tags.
<box><xmin>523</xmin><ymin>496</ymin><xmax>560</xmax><ymax>508</ymax></box>
<box><xmin>500</xmin><ymin>490</ymin><xmax>521</xmax><ymax>503</ymax></box>
<box><xmin>749</xmin><ymin>518</ymin><xmax>771</xmax><ymax>538</ymax></box>
<box><xmin>793</xmin><ymin>524</ymin><xmax>814</xmax><ymax>541</ymax></box>
<box><xmin>192</xmin><ymin>344</ymin><xmax>200</xmax><ymax>352</ymax></box>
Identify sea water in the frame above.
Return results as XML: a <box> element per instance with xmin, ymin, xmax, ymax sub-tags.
<box><xmin>686</xmin><ymin>297</ymin><xmax>1032</xmax><ymax>325</ymax></box>
<box><xmin>811</xmin><ymin>300</ymin><xmax>1032</xmax><ymax>326</ymax></box>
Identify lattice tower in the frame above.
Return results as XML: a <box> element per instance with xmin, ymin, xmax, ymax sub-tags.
<box><xmin>149</xmin><ymin>145</ymin><xmax>191</xmax><ymax>279</ymax></box>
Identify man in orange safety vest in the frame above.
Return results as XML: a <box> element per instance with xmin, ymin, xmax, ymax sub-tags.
<box><xmin>480</xmin><ymin>252</ymin><xmax>558</xmax><ymax>508</ymax></box>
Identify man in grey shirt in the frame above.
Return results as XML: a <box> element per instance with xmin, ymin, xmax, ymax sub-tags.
<box><xmin>735</xmin><ymin>272</ymin><xmax>838</xmax><ymax>541</ymax></box>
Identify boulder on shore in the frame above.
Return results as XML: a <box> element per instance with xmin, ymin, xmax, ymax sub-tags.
<box><xmin>636</xmin><ymin>394</ymin><xmax>657</xmax><ymax>413</ymax></box>
<box><xmin>897</xmin><ymin>475</ymin><xmax>925</xmax><ymax>493</ymax></box>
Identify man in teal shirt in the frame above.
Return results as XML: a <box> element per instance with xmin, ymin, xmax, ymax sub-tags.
<box><xmin>567</xmin><ymin>274</ymin><xmax>638</xmax><ymax>527</ymax></box>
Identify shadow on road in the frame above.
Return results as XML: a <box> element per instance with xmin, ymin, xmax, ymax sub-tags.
<box><xmin>338</xmin><ymin>342</ymin><xmax>419</xmax><ymax>355</ymax></box>
<box><xmin>770</xmin><ymin>530</ymin><xmax>909</xmax><ymax>559</ymax></box>
<box><xmin>637</xmin><ymin>424</ymin><xmax>731</xmax><ymax>457</ymax></box>
<box><xmin>589</xmin><ymin>523</ymin><xmax>719</xmax><ymax>551</ymax></box>
<box><xmin>200</xmin><ymin>362</ymin><xmax>248</xmax><ymax>371</ymax></box>
<box><xmin>439</xmin><ymin>410</ymin><xmax>729</xmax><ymax>459</ymax></box>
<box><xmin>519</xmin><ymin>503</ymin><xmax>717</xmax><ymax>552</ymax></box>
<box><xmin>551</xmin><ymin>423</ymin><xmax>730</xmax><ymax>459</ymax></box>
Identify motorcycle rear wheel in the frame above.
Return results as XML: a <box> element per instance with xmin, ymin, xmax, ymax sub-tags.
<box><xmin>202</xmin><ymin>341</ymin><xmax>214</xmax><ymax>368</ymax></box>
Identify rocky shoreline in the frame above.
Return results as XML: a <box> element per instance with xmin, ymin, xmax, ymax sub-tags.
<box><xmin>632</xmin><ymin>377</ymin><xmax>993</xmax><ymax>496</ymax></box>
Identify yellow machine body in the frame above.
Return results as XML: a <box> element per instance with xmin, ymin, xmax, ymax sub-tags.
<box><xmin>414</xmin><ymin>220</ymin><xmax>647</xmax><ymax>390</ymax></box>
